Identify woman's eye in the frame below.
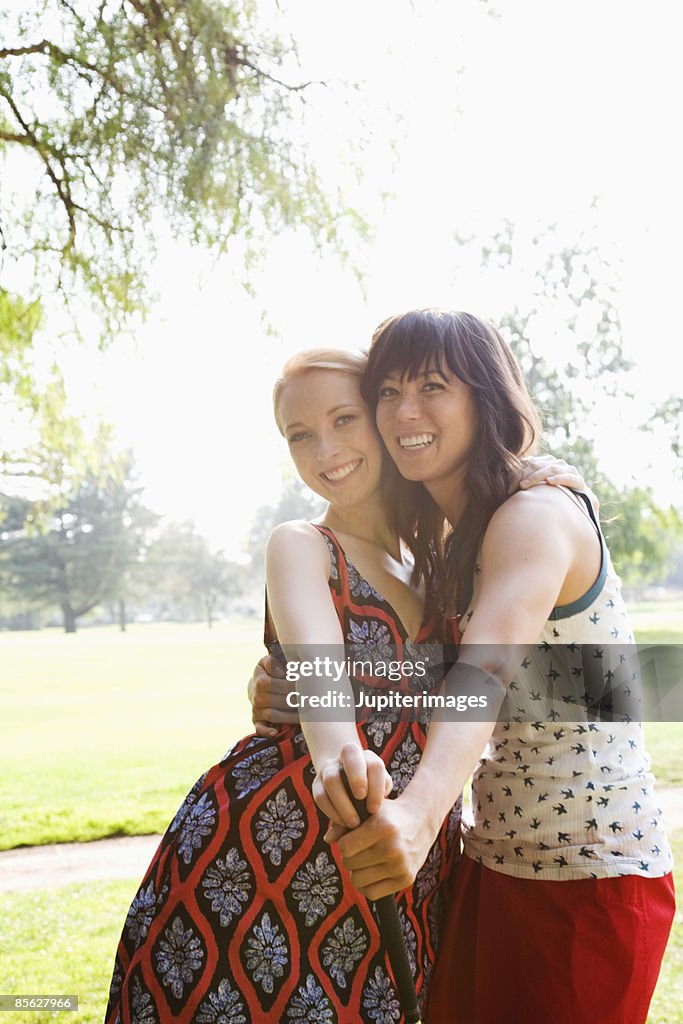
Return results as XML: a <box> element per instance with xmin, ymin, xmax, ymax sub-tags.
<box><xmin>335</xmin><ymin>414</ymin><xmax>355</xmax><ymax>426</ymax></box>
<box><xmin>423</xmin><ymin>381</ymin><xmax>445</xmax><ymax>392</ymax></box>
<box><xmin>378</xmin><ymin>386</ymin><xmax>398</xmax><ymax>399</ymax></box>
<box><xmin>288</xmin><ymin>431</ymin><xmax>310</xmax><ymax>444</ymax></box>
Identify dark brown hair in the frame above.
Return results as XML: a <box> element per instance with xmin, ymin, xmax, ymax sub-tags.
<box><xmin>362</xmin><ymin>309</ymin><xmax>541</xmax><ymax>614</ymax></box>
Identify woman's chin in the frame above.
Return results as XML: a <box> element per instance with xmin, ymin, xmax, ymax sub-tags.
<box><xmin>392</xmin><ymin>459</ymin><xmax>431</xmax><ymax>482</ymax></box>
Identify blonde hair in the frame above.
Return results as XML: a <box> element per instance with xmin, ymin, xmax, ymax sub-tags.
<box><xmin>273</xmin><ymin>348</ymin><xmax>368</xmax><ymax>435</ymax></box>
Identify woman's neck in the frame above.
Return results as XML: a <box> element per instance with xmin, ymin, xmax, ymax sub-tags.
<box><xmin>320</xmin><ymin>500</ymin><xmax>401</xmax><ymax>559</ymax></box>
<box><xmin>423</xmin><ymin>465</ymin><xmax>468</xmax><ymax>527</ymax></box>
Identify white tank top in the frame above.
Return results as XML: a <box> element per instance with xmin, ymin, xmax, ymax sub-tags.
<box><xmin>461</xmin><ymin>490</ymin><xmax>673</xmax><ymax>880</ymax></box>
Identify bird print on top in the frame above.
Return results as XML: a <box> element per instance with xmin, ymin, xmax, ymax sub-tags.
<box><xmin>462</xmin><ymin>493</ymin><xmax>673</xmax><ymax>881</ymax></box>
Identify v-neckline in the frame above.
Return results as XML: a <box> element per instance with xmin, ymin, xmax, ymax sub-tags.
<box><xmin>317</xmin><ymin>525</ymin><xmax>428</xmax><ymax>644</ymax></box>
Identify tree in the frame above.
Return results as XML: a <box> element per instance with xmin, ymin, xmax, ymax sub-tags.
<box><xmin>600</xmin><ymin>485</ymin><xmax>682</xmax><ymax>591</ymax></box>
<box><xmin>455</xmin><ymin>219</ymin><xmax>683</xmax><ymax>585</ymax></box>
<box><xmin>0</xmin><ymin>290</ymin><xmax>43</xmax><ymax>405</ymax></box>
<box><xmin>0</xmin><ymin>450</ymin><xmax>157</xmax><ymax>631</ymax></box>
<box><xmin>244</xmin><ymin>475</ymin><xmax>324</xmax><ymax>585</ymax></box>
<box><xmin>464</xmin><ymin>219</ymin><xmax>633</xmax><ymax>448</ymax></box>
<box><xmin>0</xmin><ymin>0</ymin><xmax>355</xmax><ymax>342</ymax></box>
<box><xmin>0</xmin><ymin>288</ymin><xmax>73</xmax><ymax>451</ymax></box>
<box><xmin>0</xmin><ymin>359</ymin><xmax>92</xmax><ymax>493</ymax></box>
<box><xmin>144</xmin><ymin>520</ymin><xmax>243</xmax><ymax>626</ymax></box>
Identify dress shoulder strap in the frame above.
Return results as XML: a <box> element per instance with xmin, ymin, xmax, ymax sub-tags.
<box><xmin>309</xmin><ymin>524</ymin><xmax>343</xmax><ymax>584</ymax></box>
<box><xmin>311</xmin><ymin>523</ymin><xmax>338</xmax><ymax>551</ymax></box>
<box><xmin>263</xmin><ymin>588</ymin><xmax>277</xmax><ymax>647</ymax></box>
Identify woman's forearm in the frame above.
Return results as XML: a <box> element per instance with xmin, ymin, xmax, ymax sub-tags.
<box><xmin>401</xmin><ymin>658</ymin><xmax>507</xmax><ymax>838</ymax></box>
<box><xmin>294</xmin><ymin>668</ymin><xmax>392</xmax><ymax>828</ymax></box>
<box><xmin>403</xmin><ymin>717</ymin><xmax>497</xmax><ymax>838</ymax></box>
<box><xmin>300</xmin><ymin>718</ymin><xmax>362</xmax><ymax>774</ymax></box>
<box><xmin>282</xmin><ymin>653</ymin><xmax>361</xmax><ymax>772</ymax></box>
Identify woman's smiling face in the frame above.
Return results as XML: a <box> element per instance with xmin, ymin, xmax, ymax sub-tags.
<box><xmin>278</xmin><ymin>368</ymin><xmax>384</xmax><ymax>506</ymax></box>
<box><xmin>374</xmin><ymin>364</ymin><xmax>478</xmax><ymax>487</ymax></box>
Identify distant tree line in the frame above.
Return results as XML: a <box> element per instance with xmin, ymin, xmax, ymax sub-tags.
<box><xmin>0</xmin><ymin>450</ymin><xmax>249</xmax><ymax>632</ymax></box>
<box><xmin>1</xmin><ymin>441</ymin><xmax>681</xmax><ymax>634</ymax></box>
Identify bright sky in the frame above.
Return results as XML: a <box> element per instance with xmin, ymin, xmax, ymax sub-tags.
<box><xmin>2</xmin><ymin>0</ymin><xmax>682</xmax><ymax>557</ymax></box>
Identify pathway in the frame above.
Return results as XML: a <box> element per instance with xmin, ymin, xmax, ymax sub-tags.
<box><xmin>1</xmin><ymin>788</ymin><xmax>681</xmax><ymax>894</ymax></box>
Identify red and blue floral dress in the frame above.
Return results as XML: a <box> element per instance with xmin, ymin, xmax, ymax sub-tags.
<box><xmin>104</xmin><ymin>526</ymin><xmax>461</xmax><ymax>1024</ymax></box>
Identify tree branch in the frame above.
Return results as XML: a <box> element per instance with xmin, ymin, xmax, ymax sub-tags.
<box><xmin>71</xmin><ymin>200</ymin><xmax>132</xmax><ymax>235</ymax></box>
<box><xmin>56</xmin><ymin>0</ymin><xmax>86</xmax><ymax>29</ymax></box>
<box><xmin>237</xmin><ymin>54</ymin><xmax>323</xmax><ymax>93</ymax></box>
<box><xmin>1</xmin><ymin>39</ymin><xmax>94</xmax><ymax>72</ymax></box>
<box><xmin>0</xmin><ymin>87</ymin><xmax>76</xmax><ymax>253</ymax></box>
<box><xmin>0</xmin><ymin>41</ymin><xmax>54</xmax><ymax>58</ymax></box>
<box><xmin>0</xmin><ymin>130</ymin><xmax>44</xmax><ymax>147</ymax></box>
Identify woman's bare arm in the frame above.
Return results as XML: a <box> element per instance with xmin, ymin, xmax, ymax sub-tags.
<box><xmin>265</xmin><ymin>521</ymin><xmax>392</xmax><ymax>825</ymax></box>
<box><xmin>332</xmin><ymin>487</ymin><xmax>599</xmax><ymax>898</ymax></box>
<box><xmin>247</xmin><ymin>458</ymin><xmax>599</xmax><ymax>733</ymax></box>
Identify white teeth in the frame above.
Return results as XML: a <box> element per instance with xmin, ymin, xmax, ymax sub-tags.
<box><xmin>322</xmin><ymin>459</ymin><xmax>361</xmax><ymax>482</ymax></box>
<box><xmin>399</xmin><ymin>433</ymin><xmax>435</xmax><ymax>449</ymax></box>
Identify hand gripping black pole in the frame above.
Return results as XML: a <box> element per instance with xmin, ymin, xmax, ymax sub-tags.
<box><xmin>340</xmin><ymin>771</ymin><xmax>422</xmax><ymax>1024</ymax></box>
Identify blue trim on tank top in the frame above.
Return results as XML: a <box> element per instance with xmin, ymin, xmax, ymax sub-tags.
<box><xmin>548</xmin><ymin>491</ymin><xmax>608</xmax><ymax>621</ymax></box>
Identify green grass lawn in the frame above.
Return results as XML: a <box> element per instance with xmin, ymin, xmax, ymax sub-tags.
<box><xmin>0</xmin><ymin>609</ymin><xmax>681</xmax><ymax>1021</ymax></box>
<box><xmin>0</xmin><ymin>879</ymin><xmax>133</xmax><ymax>1024</ymax></box>
<box><xmin>627</xmin><ymin>599</ymin><xmax>682</xmax><ymax>788</ymax></box>
<box><xmin>646</xmin><ymin>723</ymin><xmax>683</xmax><ymax>787</ymax></box>
<box><xmin>634</xmin><ymin>731</ymin><xmax>682</xmax><ymax>1017</ymax></box>
<box><xmin>0</xmin><ymin>830</ymin><xmax>681</xmax><ymax>1024</ymax></box>
<box><xmin>1</xmin><ymin>610</ymin><xmax>681</xmax><ymax>848</ymax></box>
<box><xmin>629</xmin><ymin>599</ymin><xmax>683</xmax><ymax>644</ymax></box>
<box><xmin>0</xmin><ymin>621</ymin><xmax>262</xmax><ymax>849</ymax></box>
<box><xmin>648</xmin><ymin>829</ymin><xmax>683</xmax><ymax>1024</ymax></box>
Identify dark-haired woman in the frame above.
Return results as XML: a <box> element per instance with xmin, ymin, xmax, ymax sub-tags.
<box><xmin>329</xmin><ymin>310</ymin><xmax>674</xmax><ymax>1024</ymax></box>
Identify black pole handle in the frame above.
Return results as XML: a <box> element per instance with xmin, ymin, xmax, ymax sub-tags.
<box><xmin>340</xmin><ymin>770</ymin><xmax>422</xmax><ymax>1024</ymax></box>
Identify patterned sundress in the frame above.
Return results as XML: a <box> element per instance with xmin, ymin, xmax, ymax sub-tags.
<box><xmin>104</xmin><ymin>525</ymin><xmax>461</xmax><ymax>1024</ymax></box>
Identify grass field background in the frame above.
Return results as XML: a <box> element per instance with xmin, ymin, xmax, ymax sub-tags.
<box><xmin>2</xmin><ymin>839</ymin><xmax>679</xmax><ymax>1024</ymax></box>
<box><xmin>1</xmin><ymin>834</ymin><xmax>678</xmax><ymax>1024</ymax></box>
<box><xmin>2</xmin><ymin>604</ymin><xmax>680</xmax><ymax>850</ymax></box>
<box><xmin>1</xmin><ymin>620</ymin><xmax>261</xmax><ymax>849</ymax></box>
<box><xmin>0</xmin><ymin>604</ymin><xmax>681</xmax><ymax>1022</ymax></box>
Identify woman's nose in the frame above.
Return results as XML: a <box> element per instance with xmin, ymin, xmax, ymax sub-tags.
<box><xmin>395</xmin><ymin>392</ymin><xmax>422</xmax><ymax>421</ymax></box>
<box><xmin>315</xmin><ymin>432</ymin><xmax>342</xmax><ymax>461</ymax></box>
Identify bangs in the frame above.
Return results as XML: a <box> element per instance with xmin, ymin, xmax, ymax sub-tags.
<box><xmin>362</xmin><ymin>310</ymin><xmax>454</xmax><ymax>405</ymax></box>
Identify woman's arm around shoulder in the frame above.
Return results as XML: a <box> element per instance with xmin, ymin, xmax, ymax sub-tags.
<box><xmin>330</xmin><ymin>486</ymin><xmax>603</xmax><ymax>894</ymax></box>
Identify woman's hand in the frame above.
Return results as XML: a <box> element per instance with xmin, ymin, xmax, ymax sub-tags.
<box><xmin>247</xmin><ymin>654</ymin><xmax>299</xmax><ymax>737</ymax></box>
<box><xmin>331</xmin><ymin>788</ymin><xmax>437</xmax><ymax>900</ymax></box>
<box><xmin>312</xmin><ymin>741</ymin><xmax>393</xmax><ymax>832</ymax></box>
<box><xmin>517</xmin><ymin>454</ymin><xmax>599</xmax><ymax>515</ymax></box>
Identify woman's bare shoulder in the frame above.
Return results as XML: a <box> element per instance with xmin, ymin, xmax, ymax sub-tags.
<box><xmin>490</xmin><ymin>484</ymin><xmax>586</xmax><ymax>527</ymax></box>
<box><xmin>484</xmin><ymin>486</ymin><xmax>594</xmax><ymax>558</ymax></box>
<box><xmin>266</xmin><ymin>520</ymin><xmax>330</xmax><ymax>566</ymax></box>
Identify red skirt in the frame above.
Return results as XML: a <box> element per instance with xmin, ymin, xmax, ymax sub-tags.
<box><xmin>427</xmin><ymin>854</ymin><xmax>675</xmax><ymax>1024</ymax></box>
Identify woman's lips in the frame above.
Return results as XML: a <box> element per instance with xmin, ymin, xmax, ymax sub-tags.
<box><xmin>397</xmin><ymin>433</ymin><xmax>436</xmax><ymax>451</ymax></box>
<box><xmin>320</xmin><ymin>458</ymin><xmax>362</xmax><ymax>483</ymax></box>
